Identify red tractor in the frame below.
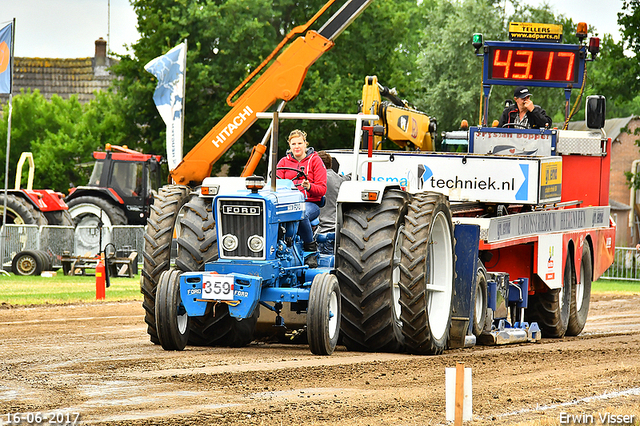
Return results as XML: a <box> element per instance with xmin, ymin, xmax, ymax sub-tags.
<box><xmin>66</xmin><ymin>144</ymin><xmax>164</xmax><ymax>228</ymax></box>
<box><xmin>0</xmin><ymin>152</ymin><xmax>71</xmax><ymax>227</ymax></box>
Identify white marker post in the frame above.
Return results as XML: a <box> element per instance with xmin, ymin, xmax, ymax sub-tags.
<box><xmin>446</xmin><ymin>362</ymin><xmax>472</xmax><ymax>424</ymax></box>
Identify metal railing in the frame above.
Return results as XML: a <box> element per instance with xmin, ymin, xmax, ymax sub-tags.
<box><xmin>599</xmin><ymin>246</ymin><xmax>640</xmax><ymax>281</ymax></box>
<box><xmin>1</xmin><ymin>224</ymin><xmax>145</xmax><ymax>270</ymax></box>
<box><xmin>2</xmin><ymin>223</ymin><xmax>635</xmax><ymax>281</ymax></box>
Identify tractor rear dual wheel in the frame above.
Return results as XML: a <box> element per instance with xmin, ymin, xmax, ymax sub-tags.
<box><xmin>336</xmin><ymin>189</ymin><xmax>409</xmax><ymax>353</ymax></box>
<box><xmin>398</xmin><ymin>192</ymin><xmax>455</xmax><ymax>355</ymax></box>
<box><xmin>0</xmin><ymin>194</ymin><xmax>47</xmax><ymax>226</ymax></box>
<box><xmin>142</xmin><ymin>185</ymin><xmax>191</xmax><ymax>344</ymax></box>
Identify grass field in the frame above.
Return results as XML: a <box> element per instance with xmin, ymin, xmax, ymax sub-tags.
<box><xmin>0</xmin><ymin>273</ymin><xmax>141</xmax><ymax>306</ymax></box>
<box><xmin>591</xmin><ymin>278</ymin><xmax>640</xmax><ymax>294</ymax></box>
<box><xmin>0</xmin><ymin>274</ymin><xmax>638</xmax><ymax>306</ymax></box>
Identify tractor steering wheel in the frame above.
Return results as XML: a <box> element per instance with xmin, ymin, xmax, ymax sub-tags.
<box><xmin>501</xmin><ymin>123</ymin><xmax>528</xmax><ymax>129</ymax></box>
<box><xmin>276</xmin><ymin>167</ymin><xmax>308</xmax><ymax>181</ymax></box>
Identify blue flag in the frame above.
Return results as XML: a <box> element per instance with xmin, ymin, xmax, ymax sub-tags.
<box><xmin>0</xmin><ymin>22</ymin><xmax>12</xmax><ymax>94</ymax></box>
<box><xmin>144</xmin><ymin>42</ymin><xmax>187</xmax><ymax>172</ymax></box>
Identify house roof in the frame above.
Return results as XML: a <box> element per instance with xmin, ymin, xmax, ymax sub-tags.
<box><xmin>566</xmin><ymin>116</ymin><xmax>635</xmax><ymax>142</ymax></box>
<box><xmin>0</xmin><ymin>39</ymin><xmax>118</xmax><ymax>105</ymax></box>
<box><xmin>610</xmin><ymin>199</ymin><xmax>632</xmax><ymax>211</ymax></box>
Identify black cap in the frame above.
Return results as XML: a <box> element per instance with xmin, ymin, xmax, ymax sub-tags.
<box><xmin>514</xmin><ymin>86</ymin><xmax>531</xmax><ymax>99</ymax></box>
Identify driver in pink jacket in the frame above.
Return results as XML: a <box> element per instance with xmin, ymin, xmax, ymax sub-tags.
<box><xmin>276</xmin><ymin>129</ymin><xmax>327</xmax><ymax>255</ymax></box>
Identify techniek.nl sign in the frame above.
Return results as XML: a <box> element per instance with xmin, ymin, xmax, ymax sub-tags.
<box><xmin>335</xmin><ymin>154</ymin><xmax>543</xmax><ymax>204</ymax></box>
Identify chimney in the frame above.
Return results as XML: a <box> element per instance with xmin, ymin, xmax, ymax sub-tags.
<box><xmin>95</xmin><ymin>37</ymin><xmax>107</xmax><ymax>66</ymax></box>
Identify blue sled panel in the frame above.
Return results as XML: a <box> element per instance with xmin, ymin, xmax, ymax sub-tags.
<box><xmin>449</xmin><ymin>223</ymin><xmax>480</xmax><ymax>348</ymax></box>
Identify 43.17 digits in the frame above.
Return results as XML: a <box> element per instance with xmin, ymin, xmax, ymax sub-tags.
<box><xmin>2</xmin><ymin>412</ymin><xmax>80</xmax><ymax>425</ymax></box>
<box><xmin>491</xmin><ymin>48</ymin><xmax>577</xmax><ymax>83</ymax></box>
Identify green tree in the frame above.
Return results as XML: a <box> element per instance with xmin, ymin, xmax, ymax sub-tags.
<box><xmin>585</xmin><ymin>34</ymin><xmax>640</xmax><ymax>119</ymax></box>
<box><xmin>414</xmin><ymin>0</ymin><xmax>506</xmax><ymax>133</ymax></box>
<box><xmin>0</xmin><ymin>90</ymin><xmax>128</xmax><ymax>193</ymax></box>
<box><xmin>112</xmin><ymin>0</ymin><xmax>422</xmax><ymax>177</ymax></box>
<box><xmin>414</xmin><ymin>0</ymin><xmax>632</xmax><ymax>133</ymax></box>
<box><xmin>616</xmin><ymin>0</ymin><xmax>640</xmax><ymax>189</ymax></box>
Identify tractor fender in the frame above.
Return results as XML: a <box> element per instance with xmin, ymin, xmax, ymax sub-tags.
<box><xmin>22</xmin><ymin>189</ymin><xmax>68</xmax><ymax>212</ymax></box>
<box><xmin>65</xmin><ymin>186</ymin><xmax>124</xmax><ymax>206</ymax></box>
<box><xmin>336</xmin><ymin>180</ymin><xmax>402</xmax><ymax>205</ymax></box>
<box><xmin>8</xmin><ymin>189</ymin><xmax>67</xmax><ymax>213</ymax></box>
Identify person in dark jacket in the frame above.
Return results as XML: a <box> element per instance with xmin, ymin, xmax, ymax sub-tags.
<box><xmin>276</xmin><ymin>129</ymin><xmax>327</xmax><ymax>254</ymax></box>
<box><xmin>315</xmin><ymin>151</ymin><xmax>350</xmax><ymax>254</ymax></box>
<box><xmin>316</xmin><ymin>151</ymin><xmax>349</xmax><ymax>235</ymax></box>
<box><xmin>498</xmin><ymin>86</ymin><xmax>552</xmax><ymax>129</ymax></box>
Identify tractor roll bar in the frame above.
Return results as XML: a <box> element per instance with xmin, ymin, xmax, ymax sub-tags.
<box><xmin>256</xmin><ymin>112</ymin><xmax>378</xmax><ymax>183</ymax></box>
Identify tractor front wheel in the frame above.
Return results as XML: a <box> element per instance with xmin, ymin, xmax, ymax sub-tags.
<box><xmin>155</xmin><ymin>269</ymin><xmax>189</xmax><ymax>350</ymax></box>
<box><xmin>307</xmin><ymin>273</ymin><xmax>341</xmax><ymax>355</ymax></box>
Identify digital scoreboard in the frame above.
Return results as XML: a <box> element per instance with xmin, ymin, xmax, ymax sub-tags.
<box><xmin>483</xmin><ymin>41</ymin><xmax>586</xmax><ymax>88</ymax></box>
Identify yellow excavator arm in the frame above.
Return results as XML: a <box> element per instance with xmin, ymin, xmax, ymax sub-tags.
<box><xmin>361</xmin><ymin>75</ymin><xmax>436</xmax><ymax>151</ymax></box>
<box><xmin>169</xmin><ymin>0</ymin><xmax>374</xmax><ymax>185</ymax></box>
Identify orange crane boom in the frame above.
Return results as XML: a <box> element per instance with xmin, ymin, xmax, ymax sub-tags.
<box><xmin>170</xmin><ymin>0</ymin><xmax>373</xmax><ymax>185</ymax></box>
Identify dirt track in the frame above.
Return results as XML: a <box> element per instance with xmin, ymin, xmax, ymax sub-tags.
<box><xmin>0</xmin><ymin>293</ymin><xmax>639</xmax><ymax>425</ymax></box>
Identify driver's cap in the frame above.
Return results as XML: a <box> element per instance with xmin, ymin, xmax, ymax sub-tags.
<box><xmin>514</xmin><ymin>86</ymin><xmax>531</xmax><ymax>99</ymax></box>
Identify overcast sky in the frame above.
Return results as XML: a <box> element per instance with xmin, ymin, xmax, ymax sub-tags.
<box><xmin>0</xmin><ymin>0</ymin><xmax>626</xmax><ymax>59</ymax></box>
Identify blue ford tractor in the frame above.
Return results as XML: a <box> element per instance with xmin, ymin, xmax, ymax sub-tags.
<box><xmin>152</xmin><ymin>110</ymin><xmax>547</xmax><ymax>357</ymax></box>
<box><xmin>155</xmin><ymin>174</ymin><xmax>341</xmax><ymax>355</ymax></box>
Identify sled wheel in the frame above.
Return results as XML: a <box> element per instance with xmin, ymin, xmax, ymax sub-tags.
<box><xmin>155</xmin><ymin>269</ymin><xmax>189</xmax><ymax>350</ymax></box>
<box><xmin>307</xmin><ymin>273</ymin><xmax>341</xmax><ymax>355</ymax></box>
<box><xmin>567</xmin><ymin>243</ymin><xmax>592</xmax><ymax>336</ymax></box>
<box><xmin>473</xmin><ymin>263</ymin><xmax>488</xmax><ymax>337</ymax></box>
<box><xmin>527</xmin><ymin>251</ymin><xmax>572</xmax><ymax>338</ymax></box>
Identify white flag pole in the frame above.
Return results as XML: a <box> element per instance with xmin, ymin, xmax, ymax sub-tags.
<box><xmin>180</xmin><ymin>39</ymin><xmax>187</xmax><ymax>165</ymax></box>
<box><xmin>0</xmin><ymin>19</ymin><xmax>15</xmax><ymax>275</ymax></box>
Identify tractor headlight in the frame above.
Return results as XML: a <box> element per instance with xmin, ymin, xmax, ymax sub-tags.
<box><xmin>248</xmin><ymin>235</ymin><xmax>264</xmax><ymax>253</ymax></box>
<box><xmin>222</xmin><ymin>234</ymin><xmax>238</xmax><ymax>251</ymax></box>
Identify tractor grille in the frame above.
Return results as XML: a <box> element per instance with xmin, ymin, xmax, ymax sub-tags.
<box><xmin>218</xmin><ymin>199</ymin><xmax>265</xmax><ymax>259</ymax></box>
